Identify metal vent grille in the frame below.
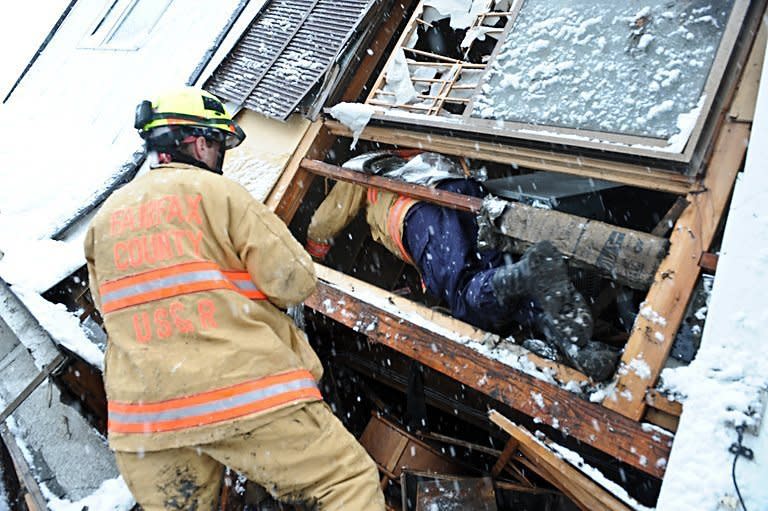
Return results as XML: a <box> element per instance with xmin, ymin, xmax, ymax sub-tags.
<box><xmin>206</xmin><ymin>0</ymin><xmax>372</xmax><ymax>120</ymax></box>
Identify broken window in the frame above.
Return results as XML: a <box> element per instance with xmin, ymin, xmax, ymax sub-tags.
<box><xmin>365</xmin><ymin>0</ymin><xmax>749</xmax><ymax>162</ymax></box>
<box><xmin>81</xmin><ymin>0</ymin><xmax>173</xmax><ymax>51</ymax></box>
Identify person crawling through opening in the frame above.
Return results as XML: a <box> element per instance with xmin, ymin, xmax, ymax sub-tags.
<box><xmin>306</xmin><ymin>150</ymin><xmax>619</xmax><ymax>381</ymax></box>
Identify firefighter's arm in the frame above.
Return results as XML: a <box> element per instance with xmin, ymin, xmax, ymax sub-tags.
<box><xmin>233</xmin><ymin>200</ymin><xmax>317</xmax><ymax>309</ymax></box>
<box><xmin>83</xmin><ymin>225</ymin><xmax>102</xmax><ymax>312</ymax></box>
<box><xmin>306</xmin><ymin>181</ymin><xmax>366</xmax><ymax>260</ymax></box>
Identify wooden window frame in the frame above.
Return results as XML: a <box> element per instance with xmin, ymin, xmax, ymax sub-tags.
<box><xmin>364</xmin><ymin>0</ymin><xmax>751</xmax><ymax>164</ymax></box>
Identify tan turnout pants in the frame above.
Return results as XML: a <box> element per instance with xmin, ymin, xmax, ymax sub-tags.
<box><xmin>115</xmin><ymin>402</ymin><xmax>384</xmax><ymax>510</ymax></box>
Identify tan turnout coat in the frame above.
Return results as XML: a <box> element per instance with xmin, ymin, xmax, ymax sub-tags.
<box><xmin>84</xmin><ymin>163</ymin><xmax>321</xmax><ymax>452</ymax></box>
<box><xmin>307</xmin><ymin>181</ymin><xmax>417</xmax><ymax>263</ymax></box>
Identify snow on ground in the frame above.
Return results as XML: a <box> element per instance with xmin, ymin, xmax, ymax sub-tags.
<box><xmin>44</xmin><ymin>477</ymin><xmax>135</xmax><ymax>511</ymax></box>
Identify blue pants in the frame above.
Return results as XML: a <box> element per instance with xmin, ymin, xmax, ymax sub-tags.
<box><xmin>403</xmin><ymin>179</ymin><xmax>533</xmax><ymax>332</ymax></box>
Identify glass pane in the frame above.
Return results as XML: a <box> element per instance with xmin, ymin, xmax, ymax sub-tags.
<box><xmin>473</xmin><ymin>0</ymin><xmax>736</xmax><ymax>139</ymax></box>
<box><xmin>107</xmin><ymin>0</ymin><xmax>173</xmax><ymax>48</ymax></box>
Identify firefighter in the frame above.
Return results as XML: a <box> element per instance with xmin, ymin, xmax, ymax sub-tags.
<box><xmin>84</xmin><ymin>87</ymin><xmax>384</xmax><ymax>510</ymax></box>
<box><xmin>306</xmin><ymin>151</ymin><xmax>619</xmax><ymax>381</ymax></box>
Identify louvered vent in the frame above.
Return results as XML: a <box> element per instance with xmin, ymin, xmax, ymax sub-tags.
<box><xmin>205</xmin><ymin>0</ymin><xmax>372</xmax><ymax>120</ymax></box>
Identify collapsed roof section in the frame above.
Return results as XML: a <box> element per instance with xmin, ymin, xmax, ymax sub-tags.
<box><xmin>205</xmin><ymin>0</ymin><xmax>377</xmax><ymax>120</ymax></box>
<box><xmin>363</xmin><ymin>0</ymin><xmax>753</xmax><ymax>168</ymax></box>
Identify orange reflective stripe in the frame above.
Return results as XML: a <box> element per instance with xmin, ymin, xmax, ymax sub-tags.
<box><xmin>387</xmin><ymin>196</ymin><xmax>416</xmax><ymax>265</ymax></box>
<box><xmin>367</xmin><ymin>187</ymin><xmax>379</xmax><ymax>204</ymax></box>
<box><xmin>99</xmin><ymin>261</ymin><xmax>266</xmax><ymax>313</ymax></box>
<box><xmin>108</xmin><ymin>369</ymin><xmax>321</xmax><ymax>434</ymax></box>
<box><xmin>222</xmin><ymin>270</ymin><xmax>268</xmax><ymax>300</ymax></box>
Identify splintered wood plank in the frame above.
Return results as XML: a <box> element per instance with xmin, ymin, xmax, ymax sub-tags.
<box><xmin>314</xmin><ymin>264</ymin><xmax>587</xmax><ymax>383</ymax></box>
<box><xmin>603</xmin><ymin>122</ymin><xmax>751</xmax><ymax>420</ymax></box>
<box><xmin>489</xmin><ymin>410</ymin><xmax>633</xmax><ymax>511</ymax></box>
<box><xmin>364</xmin><ymin>1</ymin><xmax>424</xmax><ymax>104</ymax></box>
<box><xmin>492</xmin><ymin>438</ymin><xmax>520</xmax><ymax>477</ymax></box>
<box><xmin>729</xmin><ymin>19</ymin><xmax>767</xmax><ymax>122</ymax></box>
<box><xmin>324</xmin><ymin>121</ymin><xmax>697</xmax><ymax>194</ymax></box>
<box><xmin>301</xmin><ymin>159</ymin><xmax>668</xmax><ymax>289</ymax></box>
<box><xmin>306</xmin><ymin>265</ymin><xmax>672</xmax><ymax>478</ymax></box>
<box><xmin>271</xmin><ymin>125</ymin><xmax>336</xmax><ymax>223</ymax></box>
<box><xmin>342</xmin><ymin>0</ymin><xmax>417</xmax><ymax>103</ymax></box>
<box><xmin>265</xmin><ymin>120</ymin><xmax>323</xmax><ymax>213</ymax></box>
<box><xmin>0</xmin><ymin>425</ymin><xmax>46</xmax><ymax>511</ymax></box>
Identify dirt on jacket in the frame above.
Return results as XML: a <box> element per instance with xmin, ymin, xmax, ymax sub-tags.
<box><xmin>84</xmin><ymin>162</ymin><xmax>321</xmax><ymax>452</ymax></box>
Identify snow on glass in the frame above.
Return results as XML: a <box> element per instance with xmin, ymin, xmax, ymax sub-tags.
<box><xmin>474</xmin><ymin>0</ymin><xmax>734</xmax><ymax>140</ymax></box>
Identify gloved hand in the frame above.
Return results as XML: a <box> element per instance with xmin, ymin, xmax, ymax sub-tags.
<box><xmin>306</xmin><ymin>238</ymin><xmax>331</xmax><ymax>262</ymax></box>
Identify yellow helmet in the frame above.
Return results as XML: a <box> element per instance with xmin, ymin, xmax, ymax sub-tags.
<box><xmin>135</xmin><ymin>87</ymin><xmax>245</xmax><ymax>151</ymax></box>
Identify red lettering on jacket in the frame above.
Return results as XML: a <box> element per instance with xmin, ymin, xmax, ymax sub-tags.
<box><xmin>186</xmin><ymin>195</ymin><xmax>203</xmax><ymax>225</ymax></box>
<box><xmin>197</xmin><ymin>299</ymin><xmax>217</xmax><ymax>328</ymax></box>
<box><xmin>132</xmin><ymin>313</ymin><xmax>152</xmax><ymax>343</ymax></box>
<box><xmin>139</xmin><ymin>200</ymin><xmax>159</xmax><ymax>229</ymax></box>
<box><xmin>170</xmin><ymin>302</ymin><xmax>195</xmax><ymax>333</ymax></box>
<box><xmin>110</xmin><ymin>229</ymin><xmax>203</xmax><ymax>270</ymax></box>
<box><xmin>127</xmin><ymin>301</ymin><xmax>217</xmax><ymax>343</ymax></box>
<box><xmin>164</xmin><ymin>196</ymin><xmax>184</xmax><ymax>223</ymax></box>
<box><xmin>114</xmin><ymin>242</ymin><xmax>129</xmax><ymax>270</ymax></box>
<box><xmin>151</xmin><ymin>232</ymin><xmax>173</xmax><ymax>261</ymax></box>
<box><xmin>154</xmin><ymin>307</ymin><xmax>172</xmax><ymax>339</ymax></box>
<box><xmin>110</xmin><ymin>209</ymin><xmax>135</xmax><ymax>236</ymax></box>
<box><xmin>109</xmin><ymin>194</ymin><xmax>205</xmax><ymax>237</ymax></box>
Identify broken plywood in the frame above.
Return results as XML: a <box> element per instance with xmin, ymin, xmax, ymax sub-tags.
<box><xmin>489</xmin><ymin>410</ymin><xmax>633</xmax><ymax>511</ymax></box>
<box><xmin>305</xmin><ymin>265</ymin><xmax>672</xmax><ymax>478</ymax></box>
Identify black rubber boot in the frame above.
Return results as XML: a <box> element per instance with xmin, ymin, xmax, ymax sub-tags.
<box><xmin>492</xmin><ymin>241</ymin><xmax>593</xmax><ymax>347</ymax></box>
<box><xmin>559</xmin><ymin>340</ymin><xmax>621</xmax><ymax>382</ymax></box>
<box><xmin>524</xmin><ymin>335</ymin><xmax>620</xmax><ymax>382</ymax></box>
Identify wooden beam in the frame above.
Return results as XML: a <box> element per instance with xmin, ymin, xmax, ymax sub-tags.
<box><xmin>651</xmin><ymin>197</ymin><xmax>690</xmax><ymax>237</ymax></box>
<box><xmin>301</xmin><ymin>158</ymin><xmax>669</xmax><ymax>289</ymax></box>
<box><xmin>315</xmin><ymin>264</ymin><xmax>588</xmax><ymax>383</ymax></box>
<box><xmin>300</xmin><ymin>158</ymin><xmax>484</xmax><ymax>212</ymax></box>
<box><xmin>644</xmin><ymin>390</ymin><xmax>682</xmax><ymax>433</ymax></box>
<box><xmin>699</xmin><ymin>252</ymin><xmax>719</xmax><ymax>273</ymax></box>
<box><xmin>492</xmin><ymin>438</ymin><xmax>520</xmax><ymax>477</ymax></box>
<box><xmin>271</xmin><ymin>125</ymin><xmax>336</xmax><ymax>223</ymax></box>
<box><xmin>325</xmin><ymin>121</ymin><xmax>698</xmax><ymax>195</ymax></box>
<box><xmin>489</xmin><ymin>410</ymin><xmax>634</xmax><ymax>511</ymax></box>
<box><xmin>643</xmin><ymin>408</ymin><xmax>679</xmax><ymax>434</ymax></box>
<box><xmin>645</xmin><ymin>390</ymin><xmax>683</xmax><ymax>418</ymax></box>
<box><xmin>342</xmin><ymin>0</ymin><xmax>417</xmax><ymax>103</ymax></box>
<box><xmin>265</xmin><ymin>120</ymin><xmax>323</xmax><ymax>213</ymax></box>
<box><xmin>0</xmin><ymin>425</ymin><xmax>46</xmax><ymax>511</ymax></box>
<box><xmin>306</xmin><ymin>265</ymin><xmax>672</xmax><ymax>478</ymax></box>
<box><xmin>603</xmin><ymin>121</ymin><xmax>751</xmax><ymax>420</ymax></box>
<box><xmin>729</xmin><ymin>18</ymin><xmax>767</xmax><ymax>122</ymax></box>
<box><xmin>0</xmin><ymin>353</ymin><xmax>67</xmax><ymax>423</ymax></box>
